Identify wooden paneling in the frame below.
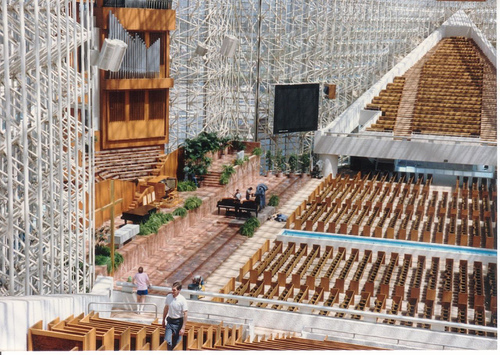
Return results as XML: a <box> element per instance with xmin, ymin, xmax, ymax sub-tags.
<box><xmin>99</xmin><ymin>8</ymin><xmax>176</xmax><ymax>31</ymax></box>
<box><xmin>95</xmin><ymin>180</ymin><xmax>136</xmax><ymax>228</ymax></box>
<box><xmin>158</xmin><ymin>148</ymin><xmax>180</xmax><ymax>177</ymax></box>
<box><xmin>103</xmin><ymin>78</ymin><xmax>174</xmax><ymax>90</ymax></box>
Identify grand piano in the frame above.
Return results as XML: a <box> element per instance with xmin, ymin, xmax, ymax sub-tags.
<box><xmin>217</xmin><ymin>198</ymin><xmax>259</xmax><ymax>217</ymax></box>
<box><xmin>121</xmin><ymin>204</ymin><xmax>157</xmax><ymax>224</ymax></box>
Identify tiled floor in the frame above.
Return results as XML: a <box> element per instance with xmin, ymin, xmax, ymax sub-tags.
<box><xmin>111</xmin><ymin>169</ymin><xmax>322</xmax><ymax>293</ymax></box>
<box><xmin>204</xmin><ymin>177</ymin><xmax>323</xmax><ymax>293</ymax></box>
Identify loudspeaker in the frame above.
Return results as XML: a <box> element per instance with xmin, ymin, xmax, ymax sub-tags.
<box><xmin>323</xmin><ymin>84</ymin><xmax>336</xmax><ymax>99</ymax></box>
<box><xmin>220</xmin><ymin>35</ymin><xmax>238</xmax><ymax>58</ymax></box>
<box><xmin>97</xmin><ymin>38</ymin><xmax>128</xmax><ymax>72</ymax></box>
<box><xmin>195</xmin><ymin>43</ymin><xmax>208</xmax><ymax>56</ymax></box>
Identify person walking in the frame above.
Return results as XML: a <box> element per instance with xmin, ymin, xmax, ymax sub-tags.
<box><xmin>133</xmin><ymin>266</ymin><xmax>151</xmax><ymax>313</ymax></box>
<box><xmin>162</xmin><ymin>281</ymin><xmax>188</xmax><ymax>350</ymax></box>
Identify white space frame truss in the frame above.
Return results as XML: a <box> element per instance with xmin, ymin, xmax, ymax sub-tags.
<box><xmin>0</xmin><ymin>0</ymin><xmax>496</xmax><ymax>296</ymax></box>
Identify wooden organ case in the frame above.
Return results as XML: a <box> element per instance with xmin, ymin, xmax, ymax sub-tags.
<box><xmin>96</xmin><ymin>1</ymin><xmax>175</xmax><ymax>150</ymax></box>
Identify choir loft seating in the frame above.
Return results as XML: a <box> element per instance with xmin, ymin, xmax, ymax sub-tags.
<box><xmin>27</xmin><ymin>312</ymin><xmax>383</xmax><ymax>351</ymax></box>
<box><xmin>94</xmin><ymin>146</ymin><xmax>166</xmax><ymax>182</ymax></box>
<box><xmin>366</xmin><ymin>37</ymin><xmax>496</xmax><ymax>139</ymax></box>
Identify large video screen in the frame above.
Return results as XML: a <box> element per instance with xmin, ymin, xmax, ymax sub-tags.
<box><xmin>273</xmin><ymin>83</ymin><xmax>319</xmax><ymax>134</ymax></box>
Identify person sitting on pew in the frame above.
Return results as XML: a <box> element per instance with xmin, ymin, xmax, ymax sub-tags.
<box><xmin>234</xmin><ymin>189</ymin><xmax>242</xmax><ymax>201</ymax></box>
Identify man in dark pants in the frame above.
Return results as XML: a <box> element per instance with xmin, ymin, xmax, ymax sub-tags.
<box><xmin>162</xmin><ymin>281</ymin><xmax>188</xmax><ymax>350</ymax></box>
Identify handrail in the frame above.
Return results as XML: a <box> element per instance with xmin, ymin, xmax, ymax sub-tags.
<box><xmin>87</xmin><ymin>301</ymin><xmax>158</xmax><ymax>319</ymax></box>
<box><xmin>116</xmin><ymin>282</ymin><xmax>497</xmax><ymax>335</ymax></box>
<box><xmin>321</xmin><ymin>130</ymin><xmax>496</xmax><ymax>146</ymax></box>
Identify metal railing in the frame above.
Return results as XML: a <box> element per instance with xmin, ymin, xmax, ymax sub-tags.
<box><xmin>322</xmin><ymin>130</ymin><xmax>496</xmax><ymax>147</ymax></box>
<box><xmin>115</xmin><ymin>282</ymin><xmax>497</xmax><ymax>336</ymax></box>
<box><xmin>88</xmin><ymin>301</ymin><xmax>159</xmax><ymax>319</ymax></box>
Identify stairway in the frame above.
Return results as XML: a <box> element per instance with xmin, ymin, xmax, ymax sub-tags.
<box><xmin>200</xmin><ymin>153</ymin><xmax>238</xmax><ymax>187</ymax></box>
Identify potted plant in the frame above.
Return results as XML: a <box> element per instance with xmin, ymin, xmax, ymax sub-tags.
<box><xmin>299</xmin><ymin>153</ymin><xmax>311</xmax><ymax>177</ymax></box>
<box><xmin>252</xmin><ymin>147</ymin><xmax>263</xmax><ymax>156</ymax></box>
<box><xmin>274</xmin><ymin>149</ymin><xmax>286</xmax><ymax>177</ymax></box>
<box><xmin>288</xmin><ymin>153</ymin><xmax>298</xmax><ymax>176</ymax></box>
<box><xmin>265</xmin><ymin>150</ymin><xmax>273</xmax><ymax>176</ymax></box>
<box><xmin>219</xmin><ymin>135</ymin><xmax>231</xmax><ymax>156</ymax></box>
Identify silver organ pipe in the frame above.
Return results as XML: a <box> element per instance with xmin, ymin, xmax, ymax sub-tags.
<box><xmin>108</xmin><ymin>11</ymin><xmax>160</xmax><ymax>79</ymax></box>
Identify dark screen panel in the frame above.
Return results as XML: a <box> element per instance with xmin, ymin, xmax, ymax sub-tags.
<box><xmin>273</xmin><ymin>83</ymin><xmax>319</xmax><ymax>134</ymax></box>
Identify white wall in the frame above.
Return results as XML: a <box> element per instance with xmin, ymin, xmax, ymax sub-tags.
<box><xmin>0</xmin><ymin>276</ymin><xmax>112</xmax><ymax>351</ymax></box>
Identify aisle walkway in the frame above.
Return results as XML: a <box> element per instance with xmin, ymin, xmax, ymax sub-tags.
<box><xmin>114</xmin><ymin>171</ymin><xmax>319</xmax><ymax>291</ymax></box>
<box><xmin>205</xmin><ymin>177</ymin><xmax>323</xmax><ymax>293</ymax></box>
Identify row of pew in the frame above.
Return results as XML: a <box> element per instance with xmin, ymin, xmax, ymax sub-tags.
<box><xmin>411</xmin><ymin>37</ymin><xmax>484</xmax><ymax>137</ymax></box>
<box><xmin>221</xmin><ymin>240</ymin><xmax>497</xmax><ymax>336</ymax></box>
<box><xmin>365</xmin><ymin>76</ymin><xmax>405</xmax><ymax>131</ymax></box>
<box><xmin>285</xmin><ymin>173</ymin><xmax>496</xmax><ymax>249</ymax></box>
<box><xmin>93</xmin><ymin>146</ymin><xmax>166</xmax><ymax>182</ymax></box>
<box><xmin>27</xmin><ymin>311</ymin><xmax>380</xmax><ymax>351</ymax></box>
<box><xmin>366</xmin><ymin>36</ymin><xmax>490</xmax><ymax>138</ymax></box>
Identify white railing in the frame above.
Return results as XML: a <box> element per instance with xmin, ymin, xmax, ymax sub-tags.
<box><xmin>321</xmin><ymin>130</ymin><xmax>496</xmax><ymax>147</ymax></box>
<box><xmin>116</xmin><ymin>282</ymin><xmax>497</xmax><ymax>336</ymax></box>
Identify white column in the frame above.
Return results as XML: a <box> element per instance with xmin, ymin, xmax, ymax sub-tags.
<box><xmin>320</xmin><ymin>154</ymin><xmax>338</xmax><ymax>177</ymax></box>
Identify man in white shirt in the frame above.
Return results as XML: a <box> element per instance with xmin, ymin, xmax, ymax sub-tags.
<box><xmin>162</xmin><ymin>281</ymin><xmax>188</xmax><ymax>350</ymax></box>
<box><xmin>234</xmin><ymin>189</ymin><xmax>242</xmax><ymax>201</ymax></box>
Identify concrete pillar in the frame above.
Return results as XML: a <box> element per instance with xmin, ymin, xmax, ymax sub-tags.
<box><xmin>320</xmin><ymin>154</ymin><xmax>338</xmax><ymax>177</ymax></box>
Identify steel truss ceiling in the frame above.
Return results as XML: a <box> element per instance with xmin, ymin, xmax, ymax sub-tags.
<box><xmin>0</xmin><ymin>1</ymin><xmax>95</xmax><ymax>296</ymax></box>
<box><xmin>0</xmin><ymin>0</ymin><xmax>495</xmax><ymax>297</ymax></box>
<box><xmin>168</xmin><ymin>0</ymin><xmax>496</xmax><ymax>156</ymax></box>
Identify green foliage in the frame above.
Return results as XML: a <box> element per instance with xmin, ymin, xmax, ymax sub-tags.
<box><xmin>244</xmin><ymin>156</ymin><xmax>249</xmax><ymax>162</ymax></box>
<box><xmin>173</xmin><ymin>207</ymin><xmax>188</xmax><ymax>217</ymax></box>
<box><xmin>268</xmin><ymin>194</ymin><xmax>280</xmax><ymax>207</ymax></box>
<box><xmin>219</xmin><ymin>135</ymin><xmax>232</xmax><ymax>149</ymax></box>
<box><xmin>114</xmin><ymin>251</ymin><xmax>124</xmax><ymax>266</ymax></box>
<box><xmin>265</xmin><ymin>150</ymin><xmax>273</xmax><ymax>171</ymax></box>
<box><xmin>299</xmin><ymin>153</ymin><xmax>311</xmax><ymax>173</ymax></box>
<box><xmin>234</xmin><ymin>158</ymin><xmax>244</xmax><ymax>166</ymax></box>
<box><xmin>177</xmin><ymin>180</ymin><xmax>198</xmax><ymax>192</ymax></box>
<box><xmin>184</xmin><ymin>131</ymin><xmax>223</xmax><ymax>177</ymax></box>
<box><xmin>252</xmin><ymin>147</ymin><xmax>263</xmax><ymax>156</ymax></box>
<box><xmin>219</xmin><ymin>173</ymin><xmax>230</xmax><ymax>185</ymax></box>
<box><xmin>219</xmin><ymin>164</ymin><xmax>235</xmax><ymax>185</ymax></box>
<box><xmin>230</xmin><ymin>134</ymin><xmax>246</xmax><ymax>151</ymax></box>
<box><xmin>222</xmin><ymin>164</ymin><xmax>235</xmax><ymax>175</ymax></box>
<box><xmin>95</xmin><ymin>244</ymin><xmax>111</xmax><ymax>256</ymax></box>
<box><xmin>184</xmin><ymin>196</ymin><xmax>203</xmax><ymax>210</ymax></box>
<box><xmin>274</xmin><ymin>150</ymin><xmax>286</xmax><ymax>172</ymax></box>
<box><xmin>95</xmin><ymin>251</ymin><xmax>124</xmax><ymax>273</ymax></box>
<box><xmin>245</xmin><ymin>217</ymin><xmax>260</xmax><ymax>229</ymax></box>
<box><xmin>288</xmin><ymin>154</ymin><xmax>299</xmax><ymax>173</ymax></box>
<box><xmin>239</xmin><ymin>217</ymin><xmax>260</xmax><ymax>237</ymax></box>
<box><xmin>139</xmin><ymin>212</ymin><xmax>174</xmax><ymax>235</ymax></box>
<box><xmin>95</xmin><ymin>255</ymin><xmax>108</xmax><ymax>265</ymax></box>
